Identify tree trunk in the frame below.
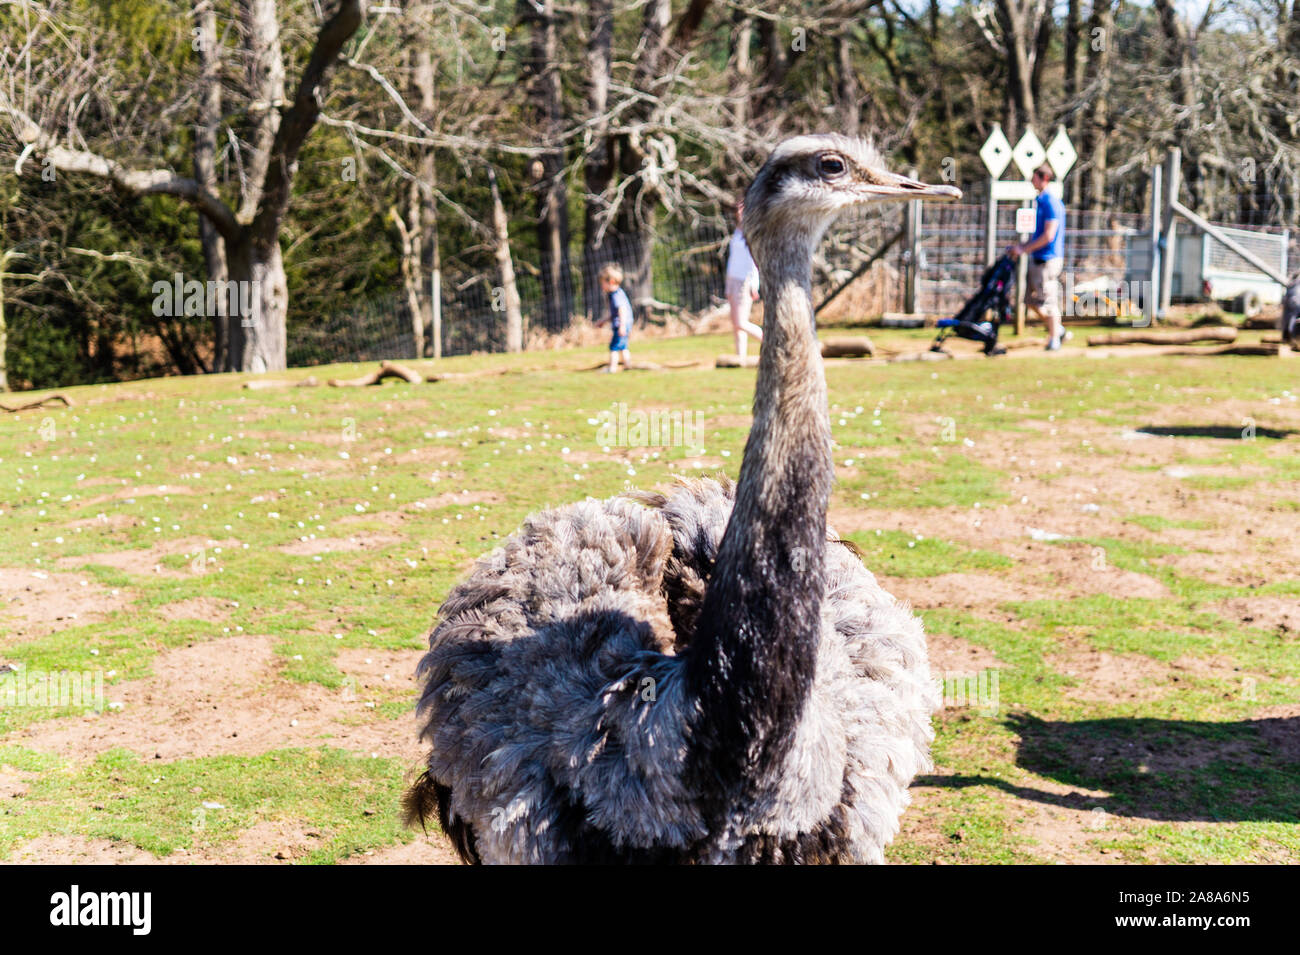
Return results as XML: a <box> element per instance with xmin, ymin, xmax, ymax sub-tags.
<box><xmin>237</xmin><ymin>0</ymin><xmax>286</xmax><ymax>222</ymax></box>
<box><xmin>994</xmin><ymin>0</ymin><xmax>1044</xmax><ymax>139</ymax></box>
<box><xmin>834</xmin><ymin>30</ymin><xmax>860</xmax><ymax>138</ymax></box>
<box><xmin>521</xmin><ymin>0</ymin><xmax>573</xmax><ymax>333</ymax></box>
<box><xmin>1080</xmin><ymin>0</ymin><xmax>1116</xmax><ymax>214</ymax></box>
<box><xmin>487</xmin><ymin>167</ymin><xmax>523</xmax><ymax>353</ymax></box>
<box><xmin>0</xmin><ymin>265</ymin><xmax>8</xmax><ymax>392</ymax></box>
<box><xmin>1154</xmin><ymin>0</ymin><xmax>1201</xmax><ymax>208</ymax></box>
<box><xmin>227</xmin><ymin>238</ymin><xmax>289</xmax><ymax>373</ymax></box>
<box><xmin>403</xmin><ymin>0</ymin><xmax>438</xmax><ymax>358</ymax></box>
<box><xmin>1064</xmin><ymin>0</ymin><xmax>1081</xmax><ymax>115</ymax></box>
<box><xmin>582</xmin><ymin>0</ymin><xmax>615</xmax><ymax>321</ymax></box>
<box><xmin>610</xmin><ymin>0</ymin><xmax>671</xmax><ymax>317</ymax></box>
<box><xmin>193</xmin><ymin>0</ymin><xmax>227</xmax><ymax>372</ymax></box>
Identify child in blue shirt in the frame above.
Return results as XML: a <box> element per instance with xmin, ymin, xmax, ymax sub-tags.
<box><xmin>597</xmin><ymin>264</ymin><xmax>634</xmax><ymax>372</ymax></box>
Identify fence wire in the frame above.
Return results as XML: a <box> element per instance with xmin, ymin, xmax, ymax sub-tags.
<box><xmin>292</xmin><ymin>202</ymin><xmax>1292</xmax><ymax>368</ymax></box>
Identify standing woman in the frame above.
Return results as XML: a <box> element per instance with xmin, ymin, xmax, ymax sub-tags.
<box><xmin>725</xmin><ymin>199</ymin><xmax>764</xmax><ymax>358</ymax></box>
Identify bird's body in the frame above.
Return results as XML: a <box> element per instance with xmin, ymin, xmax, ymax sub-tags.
<box><xmin>408</xmin><ymin>134</ymin><xmax>960</xmax><ymax>864</ymax></box>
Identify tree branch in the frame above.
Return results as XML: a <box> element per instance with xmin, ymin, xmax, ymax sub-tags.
<box><xmin>2</xmin><ymin>98</ymin><xmax>241</xmax><ymax>241</ymax></box>
<box><xmin>249</xmin><ymin>0</ymin><xmax>363</xmax><ymax>248</ymax></box>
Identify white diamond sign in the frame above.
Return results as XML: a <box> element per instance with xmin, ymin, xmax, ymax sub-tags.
<box><xmin>979</xmin><ymin>125</ymin><xmax>1013</xmax><ymax>179</ymax></box>
<box><xmin>1012</xmin><ymin>130</ymin><xmax>1046</xmax><ymax>180</ymax></box>
<box><xmin>1046</xmin><ymin>126</ymin><xmax>1077</xmax><ymax>179</ymax></box>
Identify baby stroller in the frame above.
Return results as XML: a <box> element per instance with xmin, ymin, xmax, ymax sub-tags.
<box><xmin>930</xmin><ymin>255</ymin><xmax>1015</xmax><ymax>356</ymax></box>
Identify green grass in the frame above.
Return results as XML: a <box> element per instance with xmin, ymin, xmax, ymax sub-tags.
<box><xmin>843</xmin><ymin>529</ymin><xmax>1013</xmax><ymax>577</ymax></box>
<box><xmin>0</xmin><ymin>326</ymin><xmax>1297</xmax><ymax>863</ymax></box>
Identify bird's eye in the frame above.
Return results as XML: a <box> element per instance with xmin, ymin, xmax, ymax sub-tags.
<box><xmin>818</xmin><ymin>154</ymin><xmax>846</xmax><ymax>179</ymax></box>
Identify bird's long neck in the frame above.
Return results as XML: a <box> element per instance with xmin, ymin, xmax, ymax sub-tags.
<box><xmin>686</xmin><ymin>231</ymin><xmax>833</xmax><ymax>806</ymax></box>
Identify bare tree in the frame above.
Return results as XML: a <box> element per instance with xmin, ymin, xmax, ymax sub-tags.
<box><xmin>192</xmin><ymin>0</ymin><xmax>229</xmax><ymax>371</ymax></box>
<box><xmin>487</xmin><ymin>166</ymin><xmax>524</xmax><ymax>352</ymax></box>
<box><xmin>519</xmin><ymin>0</ymin><xmax>573</xmax><ymax>332</ymax></box>
<box><xmin>2</xmin><ymin>0</ymin><xmax>364</xmax><ymax>373</ymax></box>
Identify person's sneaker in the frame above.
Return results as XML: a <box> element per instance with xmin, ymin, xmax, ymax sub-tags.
<box><xmin>1060</xmin><ymin>329</ymin><xmax>1073</xmax><ymax>344</ymax></box>
<box><xmin>1045</xmin><ymin>337</ymin><xmax>1061</xmax><ymax>351</ymax></box>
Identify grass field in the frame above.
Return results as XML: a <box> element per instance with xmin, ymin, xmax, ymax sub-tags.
<box><xmin>1</xmin><ymin>325</ymin><xmax>1297</xmax><ymax>864</ymax></box>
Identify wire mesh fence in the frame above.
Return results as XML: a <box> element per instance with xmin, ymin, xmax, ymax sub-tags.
<box><xmin>290</xmin><ymin>222</ymin><xmax>734</xmax><ymax>367</ymax></box>
<box><xmin>291</xmin><ymin>197</ymin><xmax>1295</xmax><ymax>369</ymax></box>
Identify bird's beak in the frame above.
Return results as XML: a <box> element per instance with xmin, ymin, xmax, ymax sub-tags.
<box><xmin>861</xmin><ymin>170</ymin><xmax>961</xmax><ymax>203</ymax></box>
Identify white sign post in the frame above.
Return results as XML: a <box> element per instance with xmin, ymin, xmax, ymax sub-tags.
<box><xmin>981</xmin><ymin>124</ymin><xmax>1075</xmax><ymax>335</ymax></box>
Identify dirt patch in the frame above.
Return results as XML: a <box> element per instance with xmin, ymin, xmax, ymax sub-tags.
<box><xmin>156</xmin><ymin>597</ymin><xmax>233</xmax><ymax>623</ymax></box>
<box><xmin>1254</xmin><ymin>704</ymin><xmax>1300</xmax><ymax>763</ymax></box>
<box><xmin>4</xmin><ymin>827</ymin><xmax>459</xmax><ymax>865</ymax></box>
<box><xmin>924</xmin><ymin>629</ymin><xmax>1005</xmax><ymax>673</ymax></box>
<box><xmin>0</xmin><ymin>766</ymin><xmax>35</xmax><ymax>800</ymax></box>
<box><xmin>393</xmin><ymin>445</ymin><xmax>465</xmax><ymax>466</ymax></box>
<box><xmin>883</xmin><ymin>572</ymin><xmax>1044</xmax><ymax>612</ymax></box>
<box><xmin>0</xmin><ymin>567</ymin><xmax>131</xmax><ymax>641</ymax></box>
<box><xmin>56</xmin><ymin>537</ymin><xmax>240</xmax><ymax>579</ymax></box>
<box><xmin>1209</xmin><ymin>596</ymin><xmax>1300</xmax><ymax>636</ymax></box>
<box><xmin>278</xmin><ymin>532</ymin><xmax>403</xmax><ymax>556</ymax></box>
<box><xmin>340</xmin><ymin>835</ymin><xmax>461</xmax><ymax>865</ymax></box>
<box><xmin>7</xmin><ymin>634</ymin><xmax>425</xmax><ymax>763</ymax></box>
<box><xmin>6</xmin><ymin>835</ymin><xmax>165</xmax><ymax>865</ymax></box>
<box><xmin>1016</xmin><ymin>792</ymin><xmax>1132</xmax><ymax>864</ymax></box>
<box><xmin>74</xmin><ymin>485</ymin><xmax>194</xmax><ymax>509</ymax></box>
<box><xmin>409</xmin><ymin>491</ymin><xmax>505</xmax><ymax>510</ymax></box>
<box><xmin>63</xmin><ymin>513</ymin><xmax>140</xmax><ymax>531</ymax></box>
<box><xmin>1047</xmin><ymin>638</ymin><xmax>1173</xmax><ymax>703</ymax></box>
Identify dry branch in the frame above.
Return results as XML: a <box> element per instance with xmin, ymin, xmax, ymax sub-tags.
<box><xmin>327</xmin><ymin>360</ymin><xmax>424</xmax><ymax>387</ymax></box>
<box><xmin>0</xmin><ymin>392</ymin><xmax>73</xmax><ymax>412</ymax></box>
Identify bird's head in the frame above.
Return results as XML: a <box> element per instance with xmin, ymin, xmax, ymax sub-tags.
<box><xmin>743</xmin><ymin>134</ymin><xmax>960</xmax><ymax>258</ymax></box>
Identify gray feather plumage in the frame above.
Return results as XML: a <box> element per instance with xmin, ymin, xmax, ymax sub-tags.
<box><xmin>415</xmin><ymin>478</ymin><xmax>938</xmax><ymax>864</ymax></box>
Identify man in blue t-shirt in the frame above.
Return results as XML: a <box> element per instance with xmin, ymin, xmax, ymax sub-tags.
<box><xmin>1009</xmin><ymin>163</ymin><xmax>1068</xmax><ymax>350</ymax></box>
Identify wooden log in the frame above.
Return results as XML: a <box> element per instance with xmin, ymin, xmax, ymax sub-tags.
<box><xmin>715</xmin><ymin>354</ymin><xmax>759</xmax><ymax>368</ymax></box>
<box><xmin>820</xmin><ymin>336</ymin><xmax>875</xmax><ymax>358</ymax></box>
<box><xmin>1160</xmin><ymin>343</ymin><xmax>1290</xmax><ymax>357</ymax></box>
<box><xmin>1001</xmin><ymin>336</ymin><xmax>1050</xmax><ymax>350</ymax></box>
<box><xmin>1087</xmin><ymin>327</ymin><xmax>1238</xmax><ymax>346</ymax></box>
<box><xmin>243</xmin><ymin>375</ymin><xmax>319</xmax><ymax>390</ymax></box>
<box><xmin>890</xmin><ymin>349</ymin><xmax>953</xmax><ymax>362</ymax></box>
<box><xmin>328</xmin><ymin>360</ymin><xmax>424</xmax><ymax>387</ymax></box>
<box><xmin>0</xmin><ymin>392</ymin><xmax>74</xmax><ymax>412</ymax></box>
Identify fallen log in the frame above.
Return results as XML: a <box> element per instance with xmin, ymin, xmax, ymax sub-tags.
<box><xmin>0</xmin><ymin>392</ymin><xmax>74</xmax><ymax>412</ymax></box>
<box><xmin>1087</xmin><ymin>326</ymin><xmax>1237</xmax><ymax>346</ymax></box>
<box><xmin>243</xmin><ymin>376</ymin><xmax>319</xmax><ymax>390</ymax></box>
<box><xmin>715</xmin><ymin>354</ymin><xmax>759</xmax><ymax>368</ymax></box>
<box><xmin>820</xmin><ymin>336</ymin><xmax>875</xmax><ymax>358</ymax></box>
<box><xmin>1160</xmin><ymin>343</ymin><xmax>1290</xmax><ymax>357</ymax></box>
<box><xmin>328</xmin><ymin>360</ymin><xmax>424</xmax><ymax>387</ymax></box>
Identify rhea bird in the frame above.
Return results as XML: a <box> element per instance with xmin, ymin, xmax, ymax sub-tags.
<box><xmin>406</xmin><ymin>135</ymin><xmax>961</xmax><ymax>864</ymax></box>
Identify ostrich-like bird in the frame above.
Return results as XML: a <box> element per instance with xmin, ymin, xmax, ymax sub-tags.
<box><xmin>407</xmin><ymin>135</ymin><xmax>960</xmax><ymax>863</ymax></box>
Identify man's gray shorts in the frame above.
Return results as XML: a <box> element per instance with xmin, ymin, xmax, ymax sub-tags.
<box><xmin>1027</xmin><ymin>257</ymin><xmax>1063</xmax><ymax>318</ymax></box>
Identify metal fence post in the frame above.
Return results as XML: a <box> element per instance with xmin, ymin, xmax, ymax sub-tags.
<box><xmin>1145</xmin><ymin>164</ymin><xmax>1162</xmax><ymax>328</ymax></box>
<box><xmin>905</xmin><ymin>168</ymin><xmax>920</xmax><ymax>315</ymax></box>
<box><xmin>1159</xmin><ymin>147</ymin><xmax>1181</xmax><ymax>320</ymax></box>
<box><xmin>985</xmin><ymin>181</ymin><xmax>998</xmax><ymax>268</ymax></box>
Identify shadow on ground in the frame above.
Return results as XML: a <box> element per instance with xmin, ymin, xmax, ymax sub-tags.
<box><xmin>918</xmin><ymin>713</ymin><xmax>1300</xmax><ymax>822</ymax></box>
<box><xmin>1136</xmin><ymin>425</ymin><xmax>1296</xmax><ymax>440</ymax></box>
